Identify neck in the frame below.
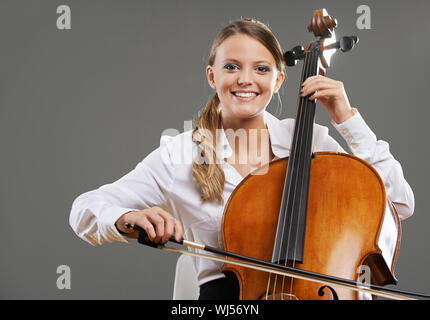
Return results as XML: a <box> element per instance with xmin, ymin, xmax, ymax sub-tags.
<box><xmin>222</xmin><ymin>111</ymin><xmax>267</xmax><ymax>134</ymax></box>
<box><xmin>221</xmin><ymin>111</ymin><xmax>274</xmax><ymax>166</ymax></box>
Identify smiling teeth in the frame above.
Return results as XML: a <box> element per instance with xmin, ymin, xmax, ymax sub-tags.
<box><xmin>234</xmin><ymin>92</ymin><xmax>257</xmax><ymax>97</ymax></box>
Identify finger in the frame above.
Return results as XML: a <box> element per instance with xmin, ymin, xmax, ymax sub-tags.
<box><xmin>162</xmin><ymin>215</ymin><xmax>175</xmax><ymax>244</ymax></box>
<box><xmin>136</xmin><ymin>216</ymin><xmax>157</xmax><ymax>241</ymax></box>
<box><xmin>302</xmin><ymin>75</ymin><xmax>319</xmax><ymax>85</ymax></box>
<box><xmin>302</xmin><ymin>75</ymin><xmax>337</xmax><ymax>86</ymax></box>
<box><xmin>309</xmin><ymin>88</ymin><xmax>339</xmax><ymax>100</ymax></box>
<box><xmin>301</xmin><ymin>75</ymin><xmax>339</xmax><ymax>90</ymax></box>
<box><xmin>156</xmin><ymin>209</ymin><xmax>178</xmax><ymax>243</ymax></box>
<box><xmin>301</xmin><ymin>80</ymin><xmax>340</xmax><ymax>97</ymax></box>
<box><xmin>147</xmin><ymin>214</ymin><xmax>165</xmax><ymax>243</ymax></box>
<box><xmin>173</xmin><ymin>219</ymin><xmax>184</xmax><ymax>242</ymax></box>
<box><xmin>302</xmin><ymin>75</ymin><xmax>324</xmax><ymax>87</ymax></box>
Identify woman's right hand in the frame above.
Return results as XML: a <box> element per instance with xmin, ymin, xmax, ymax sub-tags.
<box><xmin>115</xmin><ymin>207</ymin><xmax>184</xmax><ymax>244</ymax></box>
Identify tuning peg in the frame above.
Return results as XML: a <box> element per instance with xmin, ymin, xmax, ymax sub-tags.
<box><xmin>339</xmin><ymin>36</ymin><xmax>359</xmax><ymax>52</ymax></box>
<box><xmin>324</xmin><ymin>36</ymin><xmax>359</xmax><ymax>52</ymax></box>
<box><xmin>284</xmin><ymin>45</ymin><xmax>304</xmax><ymax>67</ymax></box>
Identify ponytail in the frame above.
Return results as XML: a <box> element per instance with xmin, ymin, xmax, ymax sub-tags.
<box><xmin>191</xmin><ymin>94</ymin><xmax>225</xmax><ymax>204</ymax></box>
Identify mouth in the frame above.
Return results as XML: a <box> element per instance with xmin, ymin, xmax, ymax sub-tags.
<box><xmin>231</xmin><ymin>91</ymin><xmax>259</xmax><ymax>101</ymax></box>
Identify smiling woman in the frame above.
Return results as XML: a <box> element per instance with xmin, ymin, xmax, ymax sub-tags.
<box><xmin>69</xmin><ymin>17</ymin><xmax>414</xmax><ymax>300</ymax></box>
<box><xmin>195</xmin><ymin>19</ymin><xmax>286</xmax><ymax>203</ymax></box>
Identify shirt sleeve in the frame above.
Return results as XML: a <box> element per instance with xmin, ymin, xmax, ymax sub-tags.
<box><xmin>69</xmin><ymin>136</ymin><xmax>175</xmax><ymax>245</ymax></box>
<box><xmin>329</xmin><ymin>108</ymin><xmax>415</xmax><ymax>220</ymax></box>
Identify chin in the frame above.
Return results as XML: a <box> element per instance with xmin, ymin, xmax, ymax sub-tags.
<box><xmin>220</xmin><ymin>96</ymin><xmax>269</xmax><ymax>122</ymax></box>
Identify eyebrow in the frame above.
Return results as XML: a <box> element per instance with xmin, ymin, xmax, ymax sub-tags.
<box><xmin>223</xmin><ymin>58</ymin><xmax>272</xmax><ymax>65</ymax></box>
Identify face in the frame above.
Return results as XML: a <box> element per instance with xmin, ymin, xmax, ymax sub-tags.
<box><xmin>206</xmin><ymin>34</ymin><xmax>285</xmax><ymax>124</ymax></box>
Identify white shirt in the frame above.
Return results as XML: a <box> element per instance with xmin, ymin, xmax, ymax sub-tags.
<box><xmin>69</xmin><ymin>109</ymin><xmax>415</xmax><ymax>286</ymax></box>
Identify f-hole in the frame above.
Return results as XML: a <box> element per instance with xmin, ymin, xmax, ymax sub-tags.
<box><xmin>317</xmin><ymin>285</ymin><xmax>339</xmax><ymax>300</ymax></box>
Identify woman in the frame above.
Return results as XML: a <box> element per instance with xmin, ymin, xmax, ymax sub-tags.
<box><xmin>69</xmin><ymin>18</ymin><xmax>414</xmax><ymax>300</ymax></box>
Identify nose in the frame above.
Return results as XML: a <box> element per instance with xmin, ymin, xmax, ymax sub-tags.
<box><xmin>237</xmin><ymin>68</ymin><xmax>254</xmax><ymax>86</ymax></box>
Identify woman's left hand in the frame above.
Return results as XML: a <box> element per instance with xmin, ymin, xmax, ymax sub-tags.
<box><xmin>300</xmin><ymin>75</ymin><xmax>354</xmax><ymax>124</ymax></box>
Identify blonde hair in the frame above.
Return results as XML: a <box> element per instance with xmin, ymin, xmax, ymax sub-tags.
<box><xmin>191</xmin><ymin>18</ymin><xmax>285</xmax><ymax>204</ymax></box>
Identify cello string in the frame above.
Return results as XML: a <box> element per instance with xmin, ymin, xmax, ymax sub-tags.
<box><xmin>268</xmin><ymin>51</ymin><xmax>310</xmax><ymax>299</ymax></box>
<box><xmin>282</xmin><ymin>48</ymin><xmax>314</xmax><ymax>298</ymax></box>
<box><xmin>264</xmin><ymin>271</ymin><xmax>271</xmax><ymax>300</ymax></box>
<box><xmin>284</xmin><ymin>48</ymin><xmax>317</xmax><ymax>298</ymax></box>
<box><xmin>280</xmin><ymin>51</ymin><xmax>311</xmax><ymax>298</ymax></box>
<box><xmin>276</xmin><ymin>49</ymin><xmax>313</xmax><ymax>299</ymax></box>
<box><xmin>281</xmin><ymin>50</ymin><xmax>307</xmax><ymax>297</ymax></box>
<box><xmin>288</xmin><ymin>49</ymin><xmax>319</xmax><ymax>298</ymax></box>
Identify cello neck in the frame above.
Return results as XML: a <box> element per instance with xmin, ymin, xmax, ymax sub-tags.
<box><xmin>271</xmin><ymin>46</ymin><xmax>321</xmax><ymax>264</ymax></box>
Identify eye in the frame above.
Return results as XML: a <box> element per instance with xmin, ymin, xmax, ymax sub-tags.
<box><xmin>223</xmin><ymin>63</ymin><xmax>239</xmax><ymax>71</ymax></box>
<box><xmin>256</xmin><ymin>65</ymin><xmax>271</xmax><ymax>73</ymax></box>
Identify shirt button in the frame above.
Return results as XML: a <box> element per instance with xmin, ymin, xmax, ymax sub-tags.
<box><xmin>346</xmin><ymin>136</ymin><xmax>353</xmax><ymax>143</ymax></box>
<box><xmin>351</xmin><ymin>143</ymin><xmax>358</xmax><ymax>149</ymax></box>
<box><xmin>341</xmin><ymin>128</ymin><xmax>348</xmax><ymax>135</ymax></box>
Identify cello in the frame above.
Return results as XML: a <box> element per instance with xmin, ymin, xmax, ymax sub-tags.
<box><xmin>129</xmin><ymin>9</ymin><xmax>428</xmax><ymax>300</ymax></box>
<box><xmin>221</xmin><ymin>8</ymin><xmax>400</xmax><ymax>300</ymax></box>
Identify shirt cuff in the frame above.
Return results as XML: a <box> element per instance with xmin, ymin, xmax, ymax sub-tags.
<box><xmin>331</xmin><ymin>108</ymin><xmax>377</xmax><ymax>152</ymax></box>
<box><xmin>98</xmin><ymin>206</ymin><xmax>138</xmax><ymax>243</ymax></box>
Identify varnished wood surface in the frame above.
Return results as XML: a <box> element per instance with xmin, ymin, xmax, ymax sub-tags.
<box><xmin>221</xmin><ymin>152</ymin><xmax>399</xmax><ymax>300</ymax></box>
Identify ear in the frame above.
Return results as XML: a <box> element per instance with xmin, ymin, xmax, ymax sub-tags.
<box><xmin>274</xmin><ymin>71</ymin><xmax>286</xmax><ymax>94</ymax></box>
<box><xmin>206</xmin><ymin>65</ymin><xmax>216</xmax><ymax>89</ymax></box>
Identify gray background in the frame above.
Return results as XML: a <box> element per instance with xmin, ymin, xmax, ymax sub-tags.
<box><xmin>1</xmin><ymin>0</ymin><xmax>429</xmax><ymax>299</ymax></box>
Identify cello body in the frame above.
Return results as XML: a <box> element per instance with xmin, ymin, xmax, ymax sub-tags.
<box><xmin>221</xmin><ymin>152</ymin><xmax>401</xmax><ymax>300</ymax></box>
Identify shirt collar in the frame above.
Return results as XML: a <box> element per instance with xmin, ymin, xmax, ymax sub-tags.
<box><xmin>218</xmin><ymin>110</ymin><xmax>292</xmax><ymax>161</ymax></box>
